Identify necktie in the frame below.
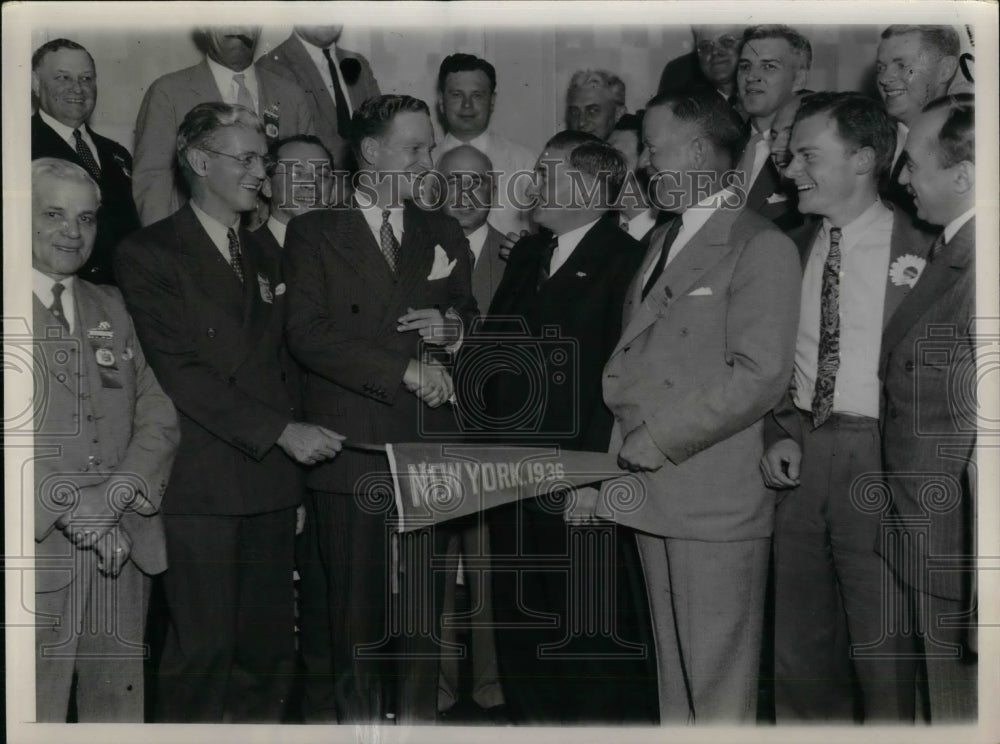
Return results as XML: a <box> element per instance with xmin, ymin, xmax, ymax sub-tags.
<box><xmin>811</xmin><ymin>226</ymin><xmax>843</xmax><ymax>428</ymax></box>
<box><xmin>233</xmin><ymin>73</ymin><xmax>255</xmax><ymax>112</ymax></box>
<box><xmin>227</xmin><ymin>228</ymin><xmax>245</xmax><ymax>283</ymax></box>
<box><xmin>50</xmin><ymin>282</ymin><xmax>70</xmax><ymax>332</ymax></box>
<box><xmin>380</xmin><ymin>210</ymin><xmax>401</xmax><ymax>272</ymax></box>
<box><xmin>641</xmin><ymin>218</ymin><xmax>682</xmax><ymax>300</ymax></box>
<box><xmin>321</xmin><ymin>47</ymin><xmax>353</xmax><ymax>139</ymax></box>
<box><xmin>927</xmin><ymin>231</ymin><xmax>946</xmax><ymax>264</ymax></box>
<box><xmin>73</xmin><ymin>130</ymin><xmax>101</xmax><ymax>181</ymax></box>
<box><xmin>537</xmin><ymin>234</ymin><xmax>558</xmax><ymax>291</ymax></box>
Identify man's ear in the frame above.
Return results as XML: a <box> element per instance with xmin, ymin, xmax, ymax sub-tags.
<box><xmin>952</xmin><ymin>159</ymin><xmax>975</xmax><ymax>197</ymax></box>
<box><xmin>615</xmin><ymin>104</ymin><xmax>627</xmax><ymax>126</ymax></box>
<box><xmin>688</xmin><ymin>136</ymin><xmax>707</xmax><ymax>170</ymax></box>
<box><xmin>937</xmin><ymin>55</ymin><xmax>960</xmax><ymax>90</ymax></box>
<box><xmin>489</xmin><ymin>91</ymin><xmax>497</xmax><ymax>118</ymax></box>
<box><xmin>853</xmin><ymin>145</ymin><xmax>877</xmax><ymax>177</ymax></box>
<box><xmin>792</xmin><ymin>67</ymin><xmax>808</xmax><ymax>94</ymax></box>
<box><xmin>31</xmin><ymin>71</ymin><xmax>41</xmax><ymax>99</ymax></box>
<box><xmin>360</xmin><ymin>136</ymin><xmax>379</xmax><ymax>167</ymax></box>
<box><xmin>261</xmin><ymin>177</ymin><xmax>272</xmax><ymax>199</ymax></box>
<box><xmin>184</xmin><ymin>148</ymin><xmax>210</xmax><ymax>177</ymax></box>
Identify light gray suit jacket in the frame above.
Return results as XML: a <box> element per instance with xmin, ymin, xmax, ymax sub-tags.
<box><xmin>601</xmin><ymin>206</ymin><xmax>802</xmax><ymax>541</ymax></box>
<box><xmin>132</xmin><ymin>59</ymin><xmax>316</xmax><ymax>226</ymax></box>
<box><xmin>33</xmin><ymin>279</ymin><xmax>178</xmax><ymax>594</ymax></box>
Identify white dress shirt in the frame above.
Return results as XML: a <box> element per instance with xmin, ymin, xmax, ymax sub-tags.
<box><xmin>792</xmin><ymin>199</ymin><xmax>894</xmax><ymax>418</ymax></box>
<box><xmin>33</xmin><ymin>269</ymin><xmax>77</xmax><ymax>333</ymax></box>
<box><xmin>294</xmin><ymin>34</ymin><xmax>355</xmax><ymax>118</ymax></box>
<box><xmin>744</xmin><ymin>126</ymin><xmax>772</xmax><ymax>193</ymax></box>
<box><xmin>466</xmin><ymin>221</ymin><xmax>490</xmax><ymax>266</ymax></box>
<box><xmin>892</xmin><ymin>121</ymin><xmax>909</xmax><ymax>173</ymax></box>
<box><xmin>943</xmin><ymin>207</ymin><xmax>975</xmax><ymax>244</ymax></box>
<box><xmin>550</xmin><ymin>217</ymin><xmax>601</xmax><ymax>276</ymax></box>
<box><xmin>206</xmin><ymin>56</ymin><xmax>260</xmax><ymax>112</ymax></box>
<box><xmin>437</xmin><ymin>129</ymin><xmax>536</xmax><ymax>236</ymax></box>
<box><xmin>640</xmin><ymin>189</ymin><xmax>734</xmax><ymax>289</ymax></box>
<box><xmin>190</xmin><ymin>200</ymin><xmax>243</xmax><ymax>265</ymax></box>
<box><xmin>39</xmin><ymin>109</ymin><xmax>101</xmax><ymax>168</ymax></box>
<box><xmin>623</xmin><ymin>208</ymin><xmax>657</xmax><ymax>241</ymax></box>
<box><xmin>353</xmin><ymin>189</ymin><xmax>404</xmax><ymax>247</ymax></box>
<box><xmin>266</xmin><ymin>215</ymin><xmax>288</xmax><ymax>248</ymax></box>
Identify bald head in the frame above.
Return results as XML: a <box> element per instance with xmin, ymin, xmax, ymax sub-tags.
<box><xmin>439</xmin><ymin>145</ymin><xmax>494</xmax><ymax>234</ymax></box>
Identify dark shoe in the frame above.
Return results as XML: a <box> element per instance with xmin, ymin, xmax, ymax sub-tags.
<box><xmin>483</xmin><ymin>704</ymin><xmax>512</xmax><ymax>725</ymax></box>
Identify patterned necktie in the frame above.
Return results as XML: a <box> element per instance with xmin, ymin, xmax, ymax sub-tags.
<box><xmin>641</xmin><ymin>217</ymin><xmax>682</xmax><ymax>300</ymax></box>
<box><xmin>537</xmin><ymin>234</ymin><xmax>558</xmax><ymax>291</ymax></box>
<box><xmin>227</xmin><ymin>228</ymin><xmax>245</xmax><ymax>283</ymax></box>
<box><xmin>73</xmin><ymin>129</ymin><xmax>101</xmax><ymax>181</ymax></box>
<box><xmin>811</xmin><ymin>226</ymin><xmax>843</xmax><ymax>428</ymax></box>
<box><xmin>321</xmin><ymin>47</ymin><xmax>353</xmax><ymax>139</ymax></box>
<box><xmin>233</xmin><ymin>73</ymin><xmax>255</xmax><ymax>112</ymax></box>
<box><xmin>50</xmin><ymin>282</ymin><xmax>70</xmax><ymax>332</ymax></box>
<box><xmin>380</xmin><ymin>210</ymin><xmax>401</xmax><ymax>272</ymax></box>
<box><xmin>926</xmin><ymin>231</ymin><xmax>946</xmax><ymax>264</ymax></box>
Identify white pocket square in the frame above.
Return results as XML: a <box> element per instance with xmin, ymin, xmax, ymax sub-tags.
<box><xmin>274</xmin><ymin>282</ymin><xmax>286</xmax><ymax>296</ymax></box>
<box><xmin>765</xmin><ymin>191</ymin><xmax>789</xmax><ymax>204</ymax></box>
<box><xmin>427</xmin><ymin>245</ymin><xmax>457</xmax><ymax>281</ymax></box>
<box><xmin>688</xmin><ymin>287</ymin><xmax>713</xmax><ymax>296</ymax></box>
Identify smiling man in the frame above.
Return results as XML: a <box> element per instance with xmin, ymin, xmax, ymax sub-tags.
<box><xmin>283</xmin><ymin>94</ymin><xmax>477</xmax><ymax>723</ymax></box>
<box><xmin>132</xmin><ymin>25</ymin><xmax>315</xmax><ymax>226</ymax></box>
<box><xmin>116</xmin><ymin>103</ymin><xmax>344</xmax><ymax>722</ymax></box>
<box><xmin>658</xmin><ymin>25</ymin><xmax>745</xmax><ymax>113</ymax></box>
<box><xmin>31</xmin><ymin>39</ymin><xmax>141</xmax><ymax>285</ymax></box>
<box><xmin>876</xmin><ymin>25</ymin><xmax>961</xmax><ymax>211</ymax></box>
<box><xmin>761</xmin><ymin>91</ymin><xmax>934</xmax><ymax>721</ymax></box>
<box><xmin>434</xmin><ymin>53</ymin><xmax>535</xmax><ymax>237</ymax></box>
<box><xmin>31</xmin><ymin>158</ymin><xmax>178</xmax><ymax>722</ymax></box>
<box><xmin>736</xmin><ymin>25</ymin><xmax>811</xmax><ymax>213</ymax></box>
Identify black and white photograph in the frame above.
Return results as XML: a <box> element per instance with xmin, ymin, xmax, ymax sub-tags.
<box><xmin>3</xmin><ymin>2</ymin><xmax>998</xmax><ymax>743</ymax></box>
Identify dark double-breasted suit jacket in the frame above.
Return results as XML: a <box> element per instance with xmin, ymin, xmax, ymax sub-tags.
<box><xmin>282</xmin><ymin>199</ymin><xmax>476</xmax><ymax>722</ymax></box>
<box><xmin>471</xmin><ymin>224</ymin><xmax>509</xmax><ymax>312</ymax></box>
<box><xmin>31</xmin><ymin>113</ymin><xmax>141</xmax><ymax>285</ymax></box>
<box><xmin>879</xmin><ymin>218</ymin><xmax>976</xmax><ymax>604</ymax></box>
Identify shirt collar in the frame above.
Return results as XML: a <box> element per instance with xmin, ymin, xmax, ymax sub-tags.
<box><xmin>466</xmin><ymin>222</ymin><xmax>490</xmax><ymax>264</ymax></box>
<box><xmin>32</xmin><ymin>268</ymin><xmax>76</xmax><ymax>329</ymax></box>
<box><xmin>442</xmin><ymin>129</ymin><xmax>491</xmax><ymax>152</ymax></box>
<box><xmin>205</xmin><ymin>55</ymin><xmax>258</xmax><ymax>100</ymax></box>
<box><xmin>39</xmin><ymin>108</ymin><xmax>87</xmax><ymax>144</ymax></box>
<box><xmin>266</xmin><ymin>215</ymin><xmax>288</xmax><ymax>248</ymax></box>
<box><xmin>354</xmin><ymin>188</ymin><xmax>405</xmax><ymax>239</ymax></box>
<box><xmin>555</xmin><ymin>216</ymin><xmax>602</xmax><ymax>250</ymax></box>
<box><xmin>943</xmin><ymin>207</ymin><xmax>975</xmax><ymax>244</ymax></box>
<box><xmin>295</xmin><ymin>32</ymin><xmax>338</xmax><ymax>63</ymax></box>
<box><xmin>625</xmin><ymin>207</ymin><xmax>657</xmax><ymax>238</ymax></box>
<box><xmin>680</xmin><ymin>188</ymin><xmax>734</xmax><ymax>235</ymax></box>
<box><xmin>190</xmin><ymin>199</ymin><xmax>241</xmax><ymax>254</ymax></box>
<box><xmin>821</xmin><ymin>199</ymin><xmax>891</xmax><ymax>244</ymax></box>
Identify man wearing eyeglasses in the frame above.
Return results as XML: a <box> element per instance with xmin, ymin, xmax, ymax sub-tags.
<box><xmin>658</xmin><ymin>26</ymin><xmax>745</xmax><ymax>117</ymax></box>
<box><xmin>132</xmin><ymin>25</ymin><xmax>316</xmax><ymax>227</ymax></box>
<box><xmin>115</xmin><ymin>102</ymin><xmax>345</xmax><ymax>722</ymax></box>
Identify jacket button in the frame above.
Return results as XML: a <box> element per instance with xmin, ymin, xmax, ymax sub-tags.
<box><xmin>890</xmin><ymin>408</ymin><xmax>899</xmax><ymax>419</ymax></box>
<box><xmin>56</xmin><ymin>373</ymin><xmax>67</xmax><ymax>383</ymax></box>
<box><xmin>351</xmin><ymin>304</ymin><xmax>360</xmax><ymax>314</ymax></box>
<box><xmin>281</xmin><ymin>373</ymin><xmax>287</xmax><ymax>382</ymax></box>
<box><xmin>680</xmin><ymin>328</ymin><xmax>689</xmax><ymax>337</ymax></box>
<box><xmin>905</xmin><ymin>361</ymin><xmax>914</xmax><ymax>372</ymax></box>
<box><xmin>228</xmin><ymin>376</ymin><xmax>236</xmax><ymax>386</ymax></box>
<box><xmin>664</xmin><ymin>287</ymin><xmax>673</xmax><ymax>300</ymax></box>
<box><xmin>207</xmin><ymin>328</ymin><xmax>216</xmax><ymax>338</ymax></box>
<box><xmin>664</xmin><ymin>379</ymin><xmax>673</xmax><ymax>387</ymax></box>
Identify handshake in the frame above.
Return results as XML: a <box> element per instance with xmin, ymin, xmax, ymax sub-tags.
<box><xmin>403</xmin><ymin>358</ymin><xmax>454</xmax><ymax>408</ymax></box>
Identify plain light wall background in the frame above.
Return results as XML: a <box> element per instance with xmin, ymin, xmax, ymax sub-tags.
<box><xmin>30</xmin><ymin>23</ymin><xmax>974</xmax><ymax>157</ymax></box>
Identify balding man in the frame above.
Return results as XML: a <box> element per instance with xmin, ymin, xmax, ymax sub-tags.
<box><xmin>565</xmin><ymin>69</ymin><xmax>627</xmax><ymax>140</ymax></box>
<box><xmin>658</xmin><ymin>25</ymin><xmax>745</xmax><ymax>115</ymax></box>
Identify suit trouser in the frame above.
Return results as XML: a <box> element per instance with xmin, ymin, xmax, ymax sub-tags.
<box><xmin>490</xmin><ymin>499</ymin><xmax>653</xmax><ymax>724</ymax></box>
<box><xmin>312</xmin><ymin>488</ymin><xmax>448</xmax><ymax>724</ymax></box>
<box><xmin>636</xmin><ymin>533</ymin><xmax>770</xmax><ymax>723</ymax></box>
<box><xmin>155</xmin><ymin>508</ymin><xmax>296</xmax><ymax>722</ymax></box>
<box><xmin>773</xmin><ymin>412</ymin><xmax>915</xmax><ymax>721</ymax></box>
<box><xmin>437</xmin><ymin>516</ymin><xmax>505</xmax><ymax>711</ymax></box>
<box><xmin>295</xmin><ymin>491</ymin><xmax>338</xmax><ymax>722</ymax></box>
<box><xmin>36</xmin><ymin>551</ymin><xmax>150</xmax><ymax>722</ymax></box>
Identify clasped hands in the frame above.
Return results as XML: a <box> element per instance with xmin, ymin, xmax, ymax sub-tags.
<box><xmin>53</xmin><ymin>482</ymin><xmax>132</xmax><ymax>577</ymax></box>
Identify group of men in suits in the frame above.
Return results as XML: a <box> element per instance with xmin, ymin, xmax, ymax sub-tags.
<box><xmin>28</xmin><ymin>21</ymin><xmax>978</xmax><ymax>727</ymax></box>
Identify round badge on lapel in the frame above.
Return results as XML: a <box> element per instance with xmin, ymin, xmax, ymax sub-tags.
<box><xmin>95</xmin><ymin>348</ymin><xmax>115</xmax><ymax>367</ymax></box>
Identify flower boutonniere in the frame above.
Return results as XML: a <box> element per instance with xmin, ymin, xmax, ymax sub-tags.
<box><xmin>888</xmin><ymin>254</ymin><xmax>927</xmax><ymax>288</ymax></box>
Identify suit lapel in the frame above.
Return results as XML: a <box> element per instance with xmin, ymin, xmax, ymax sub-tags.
<box><xmin>288</xmin><ymin>39</ymin><xmax>339</xmax><ymax>125</ymax></box>
<box><xmin>171</xmin><ymin>205</ymin><xmax>246</xmax><ymax>320</ymax></box>
<box><xmin>191</xmin><ymin>60</ymin><xmax>225</xmax><ymax>101</ymax></box>
<box><xmin>32</xmin><ymin>294</ymin><xmax>78</xmax><ymax>395</ymax></box>
<box><xmin>336</xmin><ymin>47</ymin><xmax>367</xmax><ymax>108</ymax></box>
<box><xmin>327</xmin><ymin>205</ymin><xmax>396</xmax><ymax>299</ymax></box>
<box><xmin>881</xmin><ymin>209</ymin><xmax>935</xmax><ymax>329</ymax></box>
<box><xmin>880</xmin><ymin>218</ymin><xmax>974</xmax><ymax>371</ymax></box>
<box><xmin>381</xmin><ymin>202</ymin><xmax>435</xmax><ymax>324</ymax></box>
<box><xmin>746</xmin><ymin>159</ymin><xmax>781</xmax><ymax>210</ymax></box>
<box><xmin>544</xmin><ymin>216</ymin><xmax>615</xmax><ymax>291</ymax></box>
<box><xmin>32</xmin><ymin>114</ymin><xmax>80</xmax><ymax>164</ymax></box>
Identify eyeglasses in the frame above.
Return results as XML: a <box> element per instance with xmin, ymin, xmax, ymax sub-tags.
<box><xmin>199</xmin><ymin>147</ymin><xmax>273</xmax><ymax>171</ymax></box>
<box><xmin>696</xmin><ymin>36</ymin><xmax>740</xmax><ymax>55</ymax></box>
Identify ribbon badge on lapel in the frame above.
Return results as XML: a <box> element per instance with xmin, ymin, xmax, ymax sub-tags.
<box><xmin>258</xmin><ymin>272</ymin><xmax>274</xmax><ymax>303</ymax></box>
<box><xmin>87</xmin><ymin>320</ymin><xmax>123</xmax><ymax>388</ymax></box>
<box><xmin>888</xmin><ymin>254</ymin><xmax>927</xmax><ymax>288</ymax></box>
<box><xmin>262</xmin><ymin>103</ymin><xmax>281</xmax><ymax>139</ymax></box>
